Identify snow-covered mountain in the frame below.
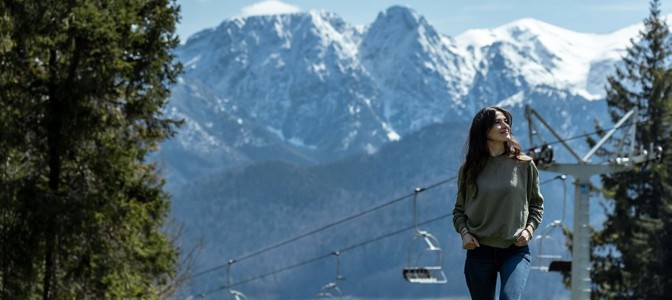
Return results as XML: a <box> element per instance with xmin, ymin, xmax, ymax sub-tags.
<box><xmin>161</xmin><ymin>5</ymin><xmax>639</xmax><ymax>184</ymax></box>
<box><xmin>161</xmin><ymin>5</ymin><xmax>650</xmax><ymax>299</ymax></box>
<box><xmin>457</xmin><ymin>18</ymin><xmax>637</xmax><ymax>99</ymax></box>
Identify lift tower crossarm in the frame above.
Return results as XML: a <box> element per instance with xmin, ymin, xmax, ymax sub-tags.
<box><xmin>582</xmin><ymin>109</ymin><xmax>636</xmax><ymax>162</ymax></box>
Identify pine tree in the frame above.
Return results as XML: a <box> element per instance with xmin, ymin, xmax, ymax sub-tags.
<box><xmin>591</xmin><ymin>0</ymin><xmax>672</xmax><ymax>298</ymax></box>
<box><xmin>0</xmin><ymin>0</ymin><xmax>183</xmax><ymax>299</ymax></box>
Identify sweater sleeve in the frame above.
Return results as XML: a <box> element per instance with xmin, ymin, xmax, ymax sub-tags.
<box><xmin>453</xmin><ymin>166</ymin><xmax>468</xmax><ymax>234</ymax></box>
<box><xmin>526</xmin><ymin>160</ymin><xmax>544</xmax><ymax>230</ymax></box>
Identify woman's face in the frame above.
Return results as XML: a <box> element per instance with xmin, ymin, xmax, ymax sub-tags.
<box><xmin>486</xmin><ymin>110</ymin><xmax>511</xmax><ymax>143</ymax></box>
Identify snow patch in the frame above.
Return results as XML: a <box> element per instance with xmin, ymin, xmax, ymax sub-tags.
<box><xmin>496</xmin><ymin>91</ymin><xmax>525</xmax><ymax>107</ymax></box>
<box><xmin>288</xmin><ymin>137</ymin><xmax>317</xmax><ymax>150</ymax></box>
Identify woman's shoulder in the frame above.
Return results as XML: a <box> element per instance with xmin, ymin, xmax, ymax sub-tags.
<box><xmin>513</xmin><ymin>154</ymin><xmax>536</xmax><ymax>165</ymax></box>
<box><xmin>516</xmin><ymin>154</ymin><xmax>533</xmax><ymax>162</ymax></box>
<box><xmin>516</xmin><ymin>155</ymin><xmax>542</xmax><ymax>175</ymax></box>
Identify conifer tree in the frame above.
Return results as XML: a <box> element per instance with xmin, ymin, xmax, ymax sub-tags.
<box><xmin>0</xmin><ymin>0</ymin><xmax>183</xmax><ymax>299</ymax></box>
<box><xmin>590</xmin><ymin>0</ymin><xmax>672</xmax><ymax>298</ymax></box>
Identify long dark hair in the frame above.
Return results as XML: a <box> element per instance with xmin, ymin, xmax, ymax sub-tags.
<box><xmin>459</xmin><ymin>106</ymin><xmax>525</xmax><ymax>197</ymax></box>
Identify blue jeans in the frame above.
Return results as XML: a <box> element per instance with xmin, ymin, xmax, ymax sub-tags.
<box><xmin>464</xmin><ymin>244</ymin><xmax>531</xmax><ymax>300</ymax></box>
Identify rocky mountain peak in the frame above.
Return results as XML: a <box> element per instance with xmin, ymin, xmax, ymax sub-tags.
<box><xmin>163</xmin><ymin>6</ymin><xmax>642</xmax><ymax>183</ymax></box>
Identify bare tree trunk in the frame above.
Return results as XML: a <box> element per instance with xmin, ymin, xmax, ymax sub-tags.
<box><xmin>43</xmin><ymin>48</ymin><xmax>62</xmax><ymax>300</ymax></box>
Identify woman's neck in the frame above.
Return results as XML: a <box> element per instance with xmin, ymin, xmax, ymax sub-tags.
<box><xmin>487</xmin><ymin>141</ymin><xmax>506</xmax><ymax>157</ymax></box>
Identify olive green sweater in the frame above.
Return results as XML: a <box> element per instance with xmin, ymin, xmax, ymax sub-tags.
<box><xmin>453</xmin><ymin>155</ymin><xmax>544</xmax><ymax>248</ymax></box>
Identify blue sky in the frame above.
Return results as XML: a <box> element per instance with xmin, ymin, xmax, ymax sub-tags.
<box><xmin>175</xmin><ymin>0</ymin><xmax>672</xmax><ymax>42</ymax></box>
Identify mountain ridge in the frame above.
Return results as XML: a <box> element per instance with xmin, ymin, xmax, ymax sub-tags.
<box><xmin>165</xmin><ymin>6</ymin><xmax>640</xmax><ymax>183</ymax></box>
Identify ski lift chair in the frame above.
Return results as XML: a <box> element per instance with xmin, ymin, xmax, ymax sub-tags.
<box><xmin>531</xmin><ymin>174</ymin><xmax>572</xmax><ymax>273</ymax></box>
<box><xmin>402</xmin><ymin>188</ymin><xmax>447</xmax><ymax>284</ymax></box>
<box><xmin>531</xmin><ymin>220</ymin><xmax>571</xmax><ymax>272</ymax></box>
<box><xmin>402</xmin><ymin>230</ymin><xmax>447</xmax><ymax>284</ymax></box>
<box><xmin>316</xmin><ymin>282</ymin><xmax>342</xmax><ymax>299</ymax></box>
<box><xmin>315</xmin><ymin>252</ymin><xmax>345</xmax><ymax>299</ymax></box>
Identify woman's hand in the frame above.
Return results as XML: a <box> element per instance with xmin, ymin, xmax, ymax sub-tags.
<box><xmin>514</xmin><ymin>226</ymin><xmax>533</xmax><ymax>246</ymax></box>
<box><xmin>462</xmin><ymin>232</ymin><xmax>480</xmax><ymax>250</ymax></box>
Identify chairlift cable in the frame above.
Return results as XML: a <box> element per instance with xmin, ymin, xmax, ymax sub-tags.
<box><xmin>190</xmin><ymin>193</ymin><xmax>413</xmax><ymax>278</ymax></box>
<box><xmin>190</xmin><ymin>176</ymin><xmax>456</xmax><ymax>280</ymax></box>
<box><xmin>199</xmin><ymin>213</ymin><xmax>452</xmax><ymax>297</ymax></box>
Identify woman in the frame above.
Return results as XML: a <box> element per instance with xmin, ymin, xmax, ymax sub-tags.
<box><xmin>453</xmin><ymin>106</ymin><xmax>544</xmax><ymax>300</ymax></box>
